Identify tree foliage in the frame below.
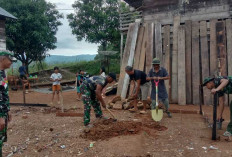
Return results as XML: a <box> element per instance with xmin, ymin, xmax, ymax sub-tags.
<box><xmin>67</xmin><ymin>0</ymin><xmax>120</xmax><ymax>51</ymax></box>
<box><xmin>0</xmin><ymin>0</ymin><xmax>63</xmax><ymax>67</ymax></box>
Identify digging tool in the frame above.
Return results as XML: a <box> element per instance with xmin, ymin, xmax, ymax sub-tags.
<box><xmin>151</xmin><ymin>80</ymin><xmax>163</xmax><ymax>121</ymax></box>
<box><xmin>106</xmin><ymin>107</ymin><xmax>117</xmax><ymax>121</ymax></box>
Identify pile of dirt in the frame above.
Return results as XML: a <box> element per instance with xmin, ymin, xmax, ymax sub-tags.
<box><xmin>80</xmin><ymin>119</ymin><xmax>167</xmax><ymax>141</ymax></box>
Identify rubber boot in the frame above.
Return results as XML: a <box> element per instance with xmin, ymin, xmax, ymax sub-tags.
<box><xmin>217</xmin><ymin>118</ymin><xmax>224</xmax><ymax>130</ymax></box>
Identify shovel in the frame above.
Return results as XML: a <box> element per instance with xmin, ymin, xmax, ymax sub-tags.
<box><xmin>151</xmin><ymin>79</ymin><xmax>163</xmax><ymax>122</ymax></box>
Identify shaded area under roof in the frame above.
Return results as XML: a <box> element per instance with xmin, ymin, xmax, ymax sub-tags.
<box><xmin>124</xmin><ymin>0</ymin><xmax>143</xmax><ymax>9</ymax></box>
<box><xmin>0</xmin><ymin>7</ymin><xmax>17</xmax><ymax>19</ymax></box>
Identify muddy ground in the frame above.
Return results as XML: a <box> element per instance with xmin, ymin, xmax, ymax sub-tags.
<box><xmin>4</xmin><ymin>89</ymin><xmax>232</xmax><ymax>157</ymax></box>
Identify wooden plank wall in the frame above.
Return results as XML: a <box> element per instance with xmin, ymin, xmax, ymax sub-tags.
<box><xmin>119</xmin><ymin>17</ymin><xmax>232</xmax><ymax>105</ymax></box>
<box><xmin>0</xmin><ymin>20</ymin><xmax>6</xmax><ymax>49</ymax></box>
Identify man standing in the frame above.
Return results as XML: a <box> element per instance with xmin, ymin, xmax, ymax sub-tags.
<box><xmin>80</xmin><ymin>73</ymin><xmax>116</xmax><ymax>127</ymax></box>
<box><xmin>147</xmin><ymin>58</ymin><xmax>172</xmax><ymax>118</ymax></box>
<box><xmin>0</xmin><ymin>50</ymin><xmax>16</xmax><ymax>156</ymax></box>
<box><xmin>203</xmin><ymin>76</ymin><xmax>232</xmax><ymax>133</ymax></box>
<box><xmin>125</xmin><ymin>66</ymin><xmax>150</xmax><ymax>114</ymax></box>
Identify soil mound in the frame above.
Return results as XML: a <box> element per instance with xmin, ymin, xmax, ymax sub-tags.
<box><xmin>80</xmin><ymin>119</ymin><xmax>167</xmax><ymax>140</ymax></box>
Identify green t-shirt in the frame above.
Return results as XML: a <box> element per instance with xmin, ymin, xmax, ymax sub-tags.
<box><xmin>214</xmin><ymin>76</ymin><xmax>232</xmax><ymax>96</ymax></box>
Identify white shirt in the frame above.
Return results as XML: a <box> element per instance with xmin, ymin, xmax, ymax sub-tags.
<box><xmin>101</xmin><ymin>72</ymin><xmax>106</xmax><ymax>77</ymax></box>
<box><xmin>50</xmin><ymin>73</ymin><xmax>62</xmax><ymax>85</ymax></box>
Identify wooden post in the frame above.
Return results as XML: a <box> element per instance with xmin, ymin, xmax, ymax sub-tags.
<box><xmin>200</xmin><ymin>21</ymin><xmax>211</xmax><ymax>105</ymax></box>
<box><xmin>210</xmin><ymin>19</ymin><xmax>218</xmax><ymax>77</ymax></box>
<box><xmin>177</xmin><ymin>26</ymin><xmax>186</xmax><ymax>105</ymax></box>
<box><xmin>171</xmin><ymin>16</ymin><xmax>180</xmax><ymax>104</ymax></box>
<box><xmin>154</xmin><ymin>23</ymin><xmax>162</xmax><ymax>65</ymax></box>
<box><xmin>185</xmin><ymin>20</ymin><xmax>192</xmax><ymax>104</ymax></box>
<box><xmin>226</xmin><ymin>19</ymin><xmax>232</xmax><ymax>104</ymax></box>
<box><xmin>216</xmin><ymin>22</ymin><xmax>227</xmax><ymax>76</ymax></box>
<box><xmin>192</xmin><ymin>21</ymin><xmax>200</xmax><ymax>105</ymax></box>
<box><xmin>212</xmin><ymin>93</ymin><xmax>218</xmax><ymax>140</ymax></box>
<box><xmin>163</xmin><ymin>25</ymin><xmax>171</xmax><ymax>100</ymax></box>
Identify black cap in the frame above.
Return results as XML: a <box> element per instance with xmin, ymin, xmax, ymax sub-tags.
<box><xmin>108</xmin><ymin>72</ymin><xmax>117</xmax><ymax>81</ymax></box>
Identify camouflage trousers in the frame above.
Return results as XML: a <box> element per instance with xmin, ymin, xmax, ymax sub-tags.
<box><xmin>0</xmin><ymin>113</ymin><xmax>8</xmax><ymax>157</ymax></box>
<box><xmin>80</xmin><ymin>83</ymin><xmax>102</xmax><ymax>126</ymax></box>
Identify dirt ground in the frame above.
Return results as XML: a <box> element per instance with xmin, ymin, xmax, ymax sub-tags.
<box><xmin>4</xmin><ymin>88</ymin><xmax>232</xmax><ymax>157</ymax></box>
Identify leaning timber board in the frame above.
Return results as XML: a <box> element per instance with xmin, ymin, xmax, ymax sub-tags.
<box><xmin>138</xmin><ymin>24</ymin><xmax>148</xmax><ymax>71</ymax></box>
<box><xmin>210</xmin><ymin>19</ymin><xmax>218</xmax><ymax>76</ymax></box>
<box><xmin>145</xmin><ymin>22</ymin><xmax>154</xmax><ymax>74</ymax></box>
<box><xmin>117</xmin><ymin>24</ymin><xmax>135</xmax><ymax>96</ymax></box>
<box><xmin>192</xmin><ymin>21</ymin><xmax>200</xmax><ymax>105</ymax></box>
<box><xmin>226</xmin><ymin>19</ymin><xmax>232</xmax><ymax>104</ymax></box>
<box><xmin>200</xmin><ymin>21</ymin><xmax>212</xmax><ymax>105</ymax></box>
<box><xmin>163</xmin><ymin>25</ymin><xmax>171</xmax><ymax>100</ymax></box>
<box><xmin>185</xmin><ymin>20</ymin><xmax>192</xmax><ymax>104</ymax></box>
<box><xmin>154</xmin><ymin>23</ymin><xmax>162</xmax><ymax>64</ymax></box>
<box><xmin>216</xmin><ymin>21</ymin><xmax>227</xmax><ymax>76</ymax></box>
<box><xmin>129</xmin><ymin>26</ymin><xmax>144</xmax><ymax>95</ymax></box>
<box><xmin>133</xmin><ymin>26</ymin><xmax>144</xmax><ymax>69</ymax></box>
<box><xmin>171</xmin><ymin>16</ymin><xmax>180</xmax><ymax>104</ymax></box>
<box><xmin>177</xmin><ymin>26</ymin><xmax>186</xmax><ymax>105</ymax></box>
<box><xmin>121</xmin><ymin>22</ymin><xmax>140</xmax><ymax>98</ymax></box>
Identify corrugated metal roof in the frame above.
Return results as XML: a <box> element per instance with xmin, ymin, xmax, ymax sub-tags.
<box><xmin>0</xmin><ymin>7</ymin><xmax>17</xmax><ymax>19</ymax></box>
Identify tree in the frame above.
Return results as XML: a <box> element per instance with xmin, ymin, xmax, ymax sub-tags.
<box><xmin>0</xmin><ymin>0</ymin><xmax>63</xmax><ymax>69</ymax></box>
<box><xmin>67</xmin><ymin>0</ymin><xmax>120</xmax><ymax>51</ymax></box>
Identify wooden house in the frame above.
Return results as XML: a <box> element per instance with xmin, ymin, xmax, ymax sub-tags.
<box><xmin>0</xmin><ymin>7</ymin><xmax>17</xmax><ymax>49</ymax></box>
<box><xmin>119</xmin><ymin>0</ymin><xmax>232</xmax><ymax>105</ymax></box>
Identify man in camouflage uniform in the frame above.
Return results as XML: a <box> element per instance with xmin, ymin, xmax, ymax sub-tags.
<box><xmin>0</xmin><ymin>50</ymin><xmax>16</xmax><ymax>156</ymax></box>
<box><xmin>203</xmin><ymin>76</ymin><xmax>232</xmax><ymax>137</ymax></box>
<box><xmin>80</xmin><ymin>73</ymin><xmax>116</xmax><ymax>127</ymax></box>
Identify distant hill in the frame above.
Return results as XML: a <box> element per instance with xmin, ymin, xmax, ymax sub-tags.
<box><xmin>45</xmin><ymin>54</ymin><xmax>96</xmax><ymax>64</ymax></box>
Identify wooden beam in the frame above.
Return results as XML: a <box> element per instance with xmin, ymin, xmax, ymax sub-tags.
<box><xmin>216</xmin><ymin>21</ymin><xmax>227</xmax><ymax>76</ymax></box>
<box><xmin>171</xmin><ymin>16</ymin><xmax>180</xmax><ymax>104</ymax></box>
<box><xmin>192</xmin><ymin>21</ymin><xmax>200</xmax><ymax>105</ymax></box>
<box><xmin>177</xmin><ymin>26</ymin><xmax>186</xmax><ymax>105</ymax></box>
<box><xmin>185</xmin><ymin>20</ymin><xmax>192</xmax><ymax>104</ymax></box>
<box><xmin>200</xmin><ymin>21</ymin><xmax>212</xmax><ymax>105</ymax></box>
<box><xmin>138</xmin><ymin>24</ymin><xmax>148</xmax><ymax>71</ymax></box>
<box><xmin>226</xmin><ymin>19</ymin><xmax>232</xmax><ymax>105</ymax></box>
<box><xmin>154</xmin><ymin>23</ymin><xmax>162</xmax><ymax>65</ymax></box>
<box><xmin>210</xmin><ymin>19</ymin><xmax>218</xmax><ymax>76</ymax></box>
<box><xmin>133</xmin><ymin>26</ymin><xmax>144</xmax><ymax>69</ymax></box>
<box><xmin>145</xmin><ymin>22</ymin><xmax>154</xmax><ymax>74</ymax></box>
<box><xmin>163</xmin><ymin>25</ymin><xmax>171</xmax><ymax>101</ymax></box>
<box><xmin>121</xmin><ymin>22</ymin><xmax>140</xmax><ymax>98</ymax></box>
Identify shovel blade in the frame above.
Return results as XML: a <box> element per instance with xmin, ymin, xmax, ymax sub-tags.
<box><xmin>151</xmin><ymin>109</ymin><xmax>163</xmax><ymax>122</ymax></box>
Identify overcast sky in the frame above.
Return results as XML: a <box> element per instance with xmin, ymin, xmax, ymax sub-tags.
<box><xmin>46</xmin><ymin>0</ymin><xmax>99</xmax><ymax>56</ymax></box>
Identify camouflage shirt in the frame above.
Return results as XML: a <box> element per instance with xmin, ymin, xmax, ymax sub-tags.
<box><xmin>0</xmin><ymin>70</ymin><xmax>10</xmax><ymax>114</ymax></box>
<box><xmin>214</xmin><ymin>76</ymin><xmax>232</xmax><ymax>94</ymax></box>
<box><xmin>83</xmin><ymin>76</ymin><xmax>107</xmax><ymax>91</ymax></box>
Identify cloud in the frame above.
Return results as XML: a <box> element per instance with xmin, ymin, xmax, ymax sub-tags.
<box><xmin>46</xmin><ymin>0</ymin><xmax>99</xmax><ymax>56</ymax></box>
